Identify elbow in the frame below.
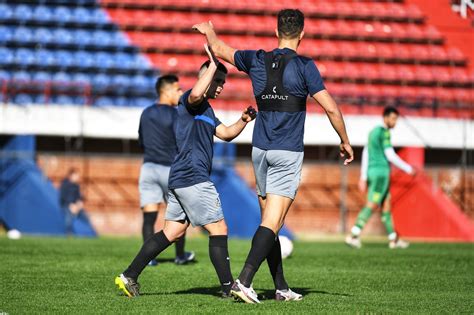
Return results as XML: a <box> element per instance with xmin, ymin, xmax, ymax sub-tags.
<box><xmin>188</xmin><ymin>92</ymin><xmax>201</xmax><ymax>104</ymax></box>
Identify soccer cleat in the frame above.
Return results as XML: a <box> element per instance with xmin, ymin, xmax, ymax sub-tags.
<box><xmin>389</xmin><ymin>239</ymin><xmax>409</xmax><ymax>249</ymax></box>
<box><xmin>174</xmin><ymin>251</ymin><xmax>196</xmax><ymax>265</ymax></box>
<box><xmin>230</xmin><ymin>279</ymin><xmax>260</xmax><ymax>304</ymax></box>
<box><xmin>115</xmin><ymin>274</ymin><xmax>140</xmax><ymax>297</ymax></box>
<box><xmin>345</xmin><ymin>235</ymin><xmax>362</xmax><ymax>249</ymax></box>
<box><xmin>275</xmin><ymin>288</ymin><xmax>303</xmax><ymax>301</ymax></box>
<box><xmin>148</xmin><ymin>259</ymin><xmax>158</xmax><ymax>266</ymax></box>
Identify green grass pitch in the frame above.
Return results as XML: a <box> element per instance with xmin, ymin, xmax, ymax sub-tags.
<box><xmin>1</xmin><ymin>236</ymin><xmax>473</xmax><ymax>314</ymax></box>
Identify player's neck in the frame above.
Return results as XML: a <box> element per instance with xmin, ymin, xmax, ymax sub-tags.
<box><xmin>158</xmin><ymin>98</ymin><xmax>173</xmax><ymax>106</ymax></box>
<box><xmin>277</xmin><ymin>39</ymin><xmax>299</xmax><ymax>52</ymax></box>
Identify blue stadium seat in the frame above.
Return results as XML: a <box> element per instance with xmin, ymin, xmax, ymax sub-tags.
<box><xmin>114</xmin><ymin>97</ymin><xmax>130</xmax><ymax>106</ymax></box>
<box><xmin>111</xmin><ymin>32</ymin><xmax>129</xmax><ymax>47</ymax></box>
<box><xmin>0</xmin><ymin>4</ymin><xmax>13</xmax><ymax>20</ymax></box>
<box><xmin>55</xmin><ymin>50</ymin><xmax>74</xmax><ymax>67</ymax></box>
<box><xmin>91</xmin><ymin>30</ymin><xmax>112</xmax><ymax>46</ymax></box>
<box><xmin>72</xmin><ymin>73</ymin><xmax>90</xmax><ymax>85</ymax></box>
<box><xmin>13</xmin><ymin>27</ymin><xmax>33</xmax><ymax>43</ymax></box>
<box><xmin>54</xmin><ymin>95</ymin><xmax>74</xmax><ymax>105</ymax></box>
<box><xmin>15</xmin><ymin>48</ymin><xmax>35</xmax><ymax>66</ymax></box>
<box><xmin>14</xmin><ymin>93</ymin><xmax>34</xmax><ymax>105</ymax></box>
<box><xmin>134</xmin><ymin>55</ymin><xmax>151</xmax><ymax>70</ymax></box>
<box><xmin>94</xmin><ymin>96</ymin><xmax>114</xmax><ymax>107</ymax></box>
<box><xmin>0</xmin><ymin>70</ymin><xmax>11</xmax><ymax>82</ymax></box>
<box><xmin>74</xmin><ymin>51</ymin><xmax>94</xmax><ymax>67</ymax></box>
<box><xmin>112</xmin><ymin>74</ymin><xmax>131</xmax><ymax>87</ymax></box>
<box><xmin>33</xmin><ymin>5</ymin><xmax>53</xmax><ymax>22</ymax></box>
<box><xmin>53</xmin><ymin>7</ymin><xmax>72</xmax><ymax>24</ymax></box>
<box><xmin>52</xmin><ymin>72</ymin><xmax>71</xmax><ymax>83</ymax></box>
<box><xmin>52</xmin><ymin>29</ymin><xmax>73</xmax><ymax>45</ymax></box>
<box><xmin>34</xmin><ymin>28</ymin><xmax>53</xmax><ymax>44</ymax></box>
<box><xmin>131</xmin><ymin>74</ymin><xmax>150</xmax><ymax>91</ymax></box>
<box><xmin>0</xmin><ymin>48</ymin><xmax>14</xmax><ymax>64</ymax></box>
<box><xmin>75</xmin><ymin>30</ymin><xmax>92</xmax><ymax>46</ymax></box>
<box><xmin>12</xmin><ymin>71</ymin><xmax>31</xmax><ymax>82</ymax></box>
<box><xmin>13</xmin><ymin>5</ymin><xmax>33</xmax><ymax>21</ymax></box>
<box><xmin>133</xmin><ymin>97</ymin><xmax>152</xmax><ymax>108</ymax></box>
<box><xmin>36</xmin><ymin>49</ymin><xmax>56</xmax><ymax>66</ymax></box>
<box><xmin>0</xmin><ymin>26</ymin><xmax>12</xmax><ymax>43</ymax></box>
<box><xmin>32</xmin><ymin>71</ymin><xmax>52</xmax><ymax>83</ymax></box>
<box><xmin>94</xmin><ymin>52</ymin><xmax>115</xmax><ymax>68</ymax></box>
<box><xmin>91</xmin><ymin>9</ymin><xmax>109</xmax><ymax>24</ymax></box>
<box><xmin>35</xmin><ymin>94</ymin><xmax>48</xmax><ymax>104</ymax></box>
<box><xmin>73</xmin><ymin>7</ymin><xmax>92</xmax><ymax>24</ymax></box>
<box><xmin>115</xmin><ymin>52</ymin><xmax>134</xmax><ymax>69</ymax></box>
<box><xmin>92</xmin><ymin>73</ymin><xmax>111</xmax><ymax>89</ymax></box>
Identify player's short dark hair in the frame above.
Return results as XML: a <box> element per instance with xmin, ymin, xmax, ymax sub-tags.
<box><xmin>67</xmin><ymin>167</ymin><xmax>78</xmax><ymax>177</ymax></box>
<box><xmin>155</xmin><ymin>74</ymin><xmax>179</xmax><ymax>94</ymax></box>
<box><xmin>200</xmin><ymin>60</ymin><xmax>228</xmax><ymax>74</ymax></box>
<box><xmin>277</xmin><ymin>9</ymin><xmax>304</xmax><ymax>39</ymax></box>
<box><xmin>383</xmin><ymin>106</ymin><xmax>399</xmax><ymax>117</ymax></box>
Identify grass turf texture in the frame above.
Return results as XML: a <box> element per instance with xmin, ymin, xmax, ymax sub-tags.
<box><xmin>1</xmin><ymin>236</ymin><xmax>473</xmax><ymax>314</ymax></box>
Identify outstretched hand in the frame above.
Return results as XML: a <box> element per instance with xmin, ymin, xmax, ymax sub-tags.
<box><xmin>242</xmin><ymin>106</ymin><xmax>257</xmax><ymax>122</ymax></box>
<box><xmin>340</xmin><ymin>142</ymin><xmax>354</xmax><ymax>165</ymax></box>
<box><xmin>192</xmin><ymin>21</ymin><xmax>214</xmax><ymax>35</ymax></box>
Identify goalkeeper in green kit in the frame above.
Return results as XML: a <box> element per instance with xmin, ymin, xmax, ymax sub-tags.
<box><xmin>346</xmin><ymin>106</ymin><xmax>415</xmax><ymax>249</ymax></box>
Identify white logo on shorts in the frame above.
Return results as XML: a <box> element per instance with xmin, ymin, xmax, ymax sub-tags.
<box><xmin>216</xmin><ymin>198</ymin><xmax>221</xmax><ymax>208</ymax></box>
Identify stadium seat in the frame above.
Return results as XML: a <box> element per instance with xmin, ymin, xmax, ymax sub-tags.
<box><xmin>94</xmin><ymin>96</ymin><xmax>114</xmax><ymax>107</ymax></box>
<box><xmin>13</xmin><ymin>5</ymin><xmax>33</xmax><ymax>21</ymax></box>
<box><xmin>0</xmin><ymin>4</ymin><xmax>13</xmax><ymax>20</ymax></box>
<box><xmin>94</xmin><ymin>52</ymin><xmax>115</xmax><ymax>69</ymax></box>
<box><xmin>72</xmin><ymin>73</ymin><xmax>90</xmax><ymax>85</ymax></box>
<box><xmin>54</xmin><ymin>95</ymin><xmax>74</xmax><ymax>105</ymax></box>
<box><xmin>13</xmin><ymin>27</ymin><xmax>33</xmax><ymax>43</ymax></box>
<box><xmin>34</xmin><ymin>28</ymin><xmax>54</xmax><ymax>45</ymax></box>
<box><xmin>36</xmin><ymin>49</ymin><xmax>56</xmax><ymax>66</ymax></box>
<box><xmin>53</xmin><ymin>29</ymin><xmax>73</xmax><ymax>45</ymax></box>
<box><xmin>131</xmin><ymin>74</ymin><xmax>151</xmax><ymax>91</ymax></box>
<box><xmin>32</xmin><ymin>71</ymin><xmax>52</xmax><ymax>83</ymax></box>
<box><xmin>92</xmin><ymin>73</ymin><xmax>112</xmax><ymax>89</ymax></box>
<box><xmin>73</xmin><ymin>7</ymin><xmax>92</xmax><ymax>23</ymax></box>
<box><xmin>33</xmin><ymin>5</ymin><xmax>53</xmax><ymax>22</ymax></box>
<box><xmin>74</xmin><ymin>51</ymin><xmax>95</xmax><ymax>68</ymax></box>
<box><xmin>12</xmin><ymin>71</ymin><xmax>31</xmax><ymax>82</ymax></box>
<box><xmin>14</xmin><ymin>93</ymin><xmax>34</xmax><ymax>105</ymax></box>
<box><xmin>52</xmin><ymin>72</ymin><xmax>71</xmax><ymax>83</ymax></box>
<box><xmin>133</xmin><ymin>97</ymin><xmax>152</xmax><ymax>108</ymax></box>
<box><xmin>91</xmin><ymin>30</ymin><xmax>112</xmax><ymax>47</ymax></box>
<box><xmin>15</xmin><ymin>49</ymin><xmax>35</xmax><ymax>66</ymax></box>
<box><xmin>55</xmin><ymin>50</ymin><xmax>74</xmax><ymax>68</ymax></box>
<box><xmin>112</xmin><ymin>74</ymin><xmax>131</xmax><ymax>87</ymax></box>
<box><xmin>0</xmin><ymin>26</ymin><xmax>12</xmax><ymax>43</ymax></box>
<box><xmin>53</xmin><ymin>6</ymin><xmax>73</xmax><ymax>24</ymax></box>
<box><xmin>75</xmin><ymin>30</ymin><xmax>92</xmax><ymax>46</ymax></box>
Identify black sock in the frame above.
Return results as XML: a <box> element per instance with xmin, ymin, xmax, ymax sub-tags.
<box><xmin>209</xmin><ymin>235</ymin><xmax>233</xmax><ymax>295</ymax></box>
<box><xmin>175</xmin><ymin>235</ymin><xmax>185</xmax><ymax>258</ymax></box>
<box><xmin>238</xmin><ymin>226</ymin><xmax>276</xmax><ymax>287</ymax></box>
<box><xmin>267</xmin><ymin>236</ymin><xmax>289</xmax><ymax>290</ymax></box>
<box><xmin>142</xmin><ymin>211</ymin><xmax>158</xmax><ymax>242</ymax></box>
<box><xmin>123</xmin><ymin>230</ymin><xmax>171</xmax><ymax>281</ymax></box>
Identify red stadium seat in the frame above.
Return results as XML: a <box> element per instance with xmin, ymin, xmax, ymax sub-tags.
<box><xmin>397</xmin><ymin>65</ymin><xmax>415</xmax><ymax>82</ymax></box>
<box><xmin>414</xmin><ymin>66</ymin><xmax>434</xmax><ymax>83</ymax></box>
<box><xmin>359</xmin><ymin>64</ymin><xmax>379</xmax><ymax>81</ymax></box>
<box><xmin>378</xmin><ymin>64</ymin><xmax>398</xmax><ymax>82</ymax></box>
<box><xmin>450</xmin><ymin>68</ymin><xmax>470</xmax><ymax>85</ymax></box>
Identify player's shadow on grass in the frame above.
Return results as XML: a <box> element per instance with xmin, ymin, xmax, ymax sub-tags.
<box><xmin>155</xmin><ymin>258</ymin><xmax>198</xmax><ymax>264</ymax></box>
<box><xmin>258</xmin><ymin>288</ymin><xmax>352</xmax><ymax>300</ymax></box>
<box><xmin>143</xmin><ymin>286</ymin><xmax>352</xmax><ymax>299</ymax></box>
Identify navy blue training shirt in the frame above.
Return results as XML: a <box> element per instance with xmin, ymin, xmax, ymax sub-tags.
<box><xmin>138</xmin><ymin>104</ymin><xmax>178</xmax><ymax>166</ymax></box>
<box><xmin>59</xmin><ymin>179</ymin><xmax>82</xmax><ymax>208</ymax></box>
<box><xmin>168</xmin><ymin>89</ymin><xmax>222</xmax><ymax>189</ymax></box>
<box><xmin>234</xmin><ymin>48</ymin><xmax>325</xmax><ymax>152</ymax></box>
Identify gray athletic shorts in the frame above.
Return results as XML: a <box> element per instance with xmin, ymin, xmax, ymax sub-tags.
<box><xmin>165</xmin><ymin>181</ymin><xmax>224</xmax><ymax>227</ymax></box>
<box><xmin>252</xmin><ymin>147</ymin><xmax>304</xmax><ymax>200</ymax></box>
<box><xmin>138</xmin><ymin>162</ymin><xmax>170</xmax><ymax>207</ymax></box>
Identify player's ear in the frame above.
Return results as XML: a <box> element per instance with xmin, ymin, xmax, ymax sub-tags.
<box><xmin>275</xmin><ymin>29</ymin><xmax>279</xmax><ymax>39</ymax></box>
<box><xmin>299</xmin><ymin>30</ymin><xmax>305</xmax><ymax>40</ymax></box>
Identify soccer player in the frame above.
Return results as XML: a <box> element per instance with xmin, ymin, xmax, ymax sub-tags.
<box><xmin>138</xmin><ymin>74</ymin><xmax>194</xmax><ymax>266</ymax></box>
<box><xmin>193</xmin><ymin>9</ymin><xmax>354</xmax><ymax>303</ymax></box>
<box><xmin>115</xmin><ymin>44</ymin><xmax>257</xmax><ymax>298</ymax></box>
<box><xmin>346</xmin><ymin>106</ymin><xmax>415</xmax><ymax>249</ymax></box>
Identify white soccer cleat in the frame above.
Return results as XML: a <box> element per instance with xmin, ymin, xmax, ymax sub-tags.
<box><xmin>345</xmin><ymin>235</ymin><xmax>362</xmax><ymax>249</ymax></box>
<box><xmin>389</xmin><ymin>239</ymin><xmax>410</xmax><ymax>249</ymax></box>
<box><xmin>275</xmin><ymin>288</ymin><xmax>303</xmax><ymax>301</ymax></box>
<box><xmin>230</xmin><ymin>279</ymin><xmax>260</xmax><ymax>304</ymax></box>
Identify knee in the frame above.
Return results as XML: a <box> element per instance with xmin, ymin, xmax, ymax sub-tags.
<box><xmin>163</xmin><ymin>227</ymin><xmax>185</xmax><ymax>242</ymax></box>
<box><xmin>261</xmin><ymin>219</ymin><xmax>281</xmax><ymax>234</ymax></box>
<box><xmin>207</xmin><ymin>220</ymin><xmax>228</xmax><ymax>236</ymax></box>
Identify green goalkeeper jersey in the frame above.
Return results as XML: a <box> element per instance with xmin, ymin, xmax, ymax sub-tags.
<box><xmin>368</xmin><ymin>126</ymin><xmax>392</xmax><ymax>173</ymax></box>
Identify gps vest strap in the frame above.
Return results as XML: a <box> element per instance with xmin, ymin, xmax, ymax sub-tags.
<box><xmin>255</xmin><ymin>51</ymin><xmax>307</xmax><ymax>112</ymax></box>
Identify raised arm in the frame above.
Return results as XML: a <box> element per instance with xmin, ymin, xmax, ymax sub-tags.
<box><xmin>215</xmin><ymin>106</ymin><xmax>257</xmax><ymax>142</ymax></box>
<box><xmin>313</xmin><ymin>90</ymin><xmax>354</xmax><ymax>165</ymax></box>
<box><xmin>188</xmin><ymin>44</ymin><xmax>218</xmax><ymax>107</ymax></box>
<box><xmin>193</xmin><ymin>21</ymin><xmax>237</xmax><ymax>66</ymax></box>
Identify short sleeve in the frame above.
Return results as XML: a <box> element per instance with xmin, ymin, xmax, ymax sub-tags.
<box><xmin>381</xmin><ymin>129</ymin><xmax>392</xmax><ymax>149</ymax></box>
<box><xmin>234</xmin><ymin>50</ymin><xmax>257</xmax><ymax>74</ymax></box>
<box><xmin>214</xmin><ymin>116</ymin><xmax>222</xmax><ymax>128</ymax></box>
<box><xmin>304</xmin><ymin>61</ymin><xmax>325</xmax><ymax>96</ymax></box>
<box><xmin>182</xmin><ymin>90</ymin><xmax>205</xmax><ymax>114</ymax></box>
